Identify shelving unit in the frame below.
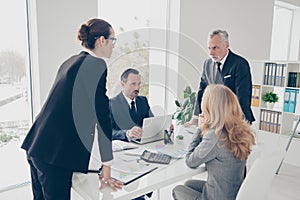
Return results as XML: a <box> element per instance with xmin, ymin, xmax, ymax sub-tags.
<box><xmin>250</xmin><ymin>60</ymin><xmax>300</xmax><ymax>138</ymax></box>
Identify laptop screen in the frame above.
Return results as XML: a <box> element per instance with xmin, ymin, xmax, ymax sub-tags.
<box><xmin>142</xmin><ymin>114</ymin><xmax>172</xmax><ymax>138</ymax></box>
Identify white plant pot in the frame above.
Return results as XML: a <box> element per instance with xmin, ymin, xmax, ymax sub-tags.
<box><xmin>266</xmin><ymin>102</ymin><xmax>275</xmax><ymax>109</ymax></box>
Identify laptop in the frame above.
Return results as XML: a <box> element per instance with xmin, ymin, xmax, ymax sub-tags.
<box><xmin>132</xmin><ymin>114</ymin><xmax>172</xmax><ymax>144</ymax></box>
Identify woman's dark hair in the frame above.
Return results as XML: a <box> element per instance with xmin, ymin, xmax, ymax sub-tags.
<box><xmin>77</xmin><ymin>18</ymin><xmax>112</xmax><ymax>49</ymax></box>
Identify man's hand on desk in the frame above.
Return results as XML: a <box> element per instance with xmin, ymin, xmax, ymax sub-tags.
<box><xmin>126</xmin><ymin>126</ymin><xmax>143</xmax><ymax>140</ymax></box>
<box><xmin>99</xmin><ymin>165</ymin><xmax>123</xmax><ymax>191</ymax></box>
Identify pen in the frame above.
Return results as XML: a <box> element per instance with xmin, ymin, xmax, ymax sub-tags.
<box><xmin>113</xmin><ymin>146</ymin><xmax>138</xmax><ymax>152</ymax></box>
<box><xmin>124</xmin><ymin>152</ymin><xmax>141</xmax><ymax>156</ymax></box>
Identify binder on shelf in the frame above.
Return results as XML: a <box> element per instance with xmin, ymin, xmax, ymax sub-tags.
<box><xmin>265</xmin><ymin>110</ymin><xmax>271</xmax><ymax>132</ymax></box>
<box><xmin>296</xmin><ymin>72</ymin><xmax>300</xmax><ymax>88</ymax></box>
<box><xmin>263</xmin><ymin>63</ymin><xmax>270</xmax><ymax>85</ymax></box>
<box><xmin>267</xmin><ymin>63</ymin><xmax>273</xmax><ymax>85</ymax></box>
<box><xmin>251</xmin><ymin>85</ymin><xmax>260</xmax><ymax>107</ymax></box>
<box><xmin>259</xmin><ymin>109</ymin><xmax>281</xmax><ymax>134</ymax></box>
<box><xmin>270</xmin><ymin>63</ymin><xmax>276</xmax><ymax>85</ymax></box>
<box><xmin>281</xmin><ymin>64</ymin><xmax>287</xmax><ymax>87</ymax></box>
<box><xmin>283</xmin><ymin>88</ymin><xmax>299</xmax><ymax>113</ymax></box>
<box><xmin>289</xmin><ymin>91</ymin><xmax>296</xmax><ymax>113</ymax></box>
<box><xmin>259</xmin><ymin>109</ymin><xmax>265</xmax><ymax>130</ymax></box>
<box><xmin>275</xmin><ymin>63</ymin><xmax>282</xmax><ymax>86</ymax></box>
<box><xmin>288</xmin><ymin>72</ymin><xmax>297</xmax><ymax>87</ymax></box>
<box><xmin>283</xmin><ymin>90</ymin><xmax>290</xmax><ymax>112</ymax></box>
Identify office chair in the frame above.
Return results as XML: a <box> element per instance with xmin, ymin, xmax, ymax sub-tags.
<box><xmin>235</xmin><ymin>150</ymin><xmax>286</xmax><ymax>200</ymax></box>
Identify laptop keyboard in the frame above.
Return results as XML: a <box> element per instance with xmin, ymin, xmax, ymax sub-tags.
<box><xmin>141</xmin><ymin>150</ymin><xmax>171</xmax><ymax>165</ymax></box>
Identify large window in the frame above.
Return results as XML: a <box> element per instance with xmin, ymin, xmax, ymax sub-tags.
<box><xmin>0</xmin><ymin>0</ymin><xmax>31</xmax><ymax>191</ymax></box>
<box><xmin>98</xmin><ymin>0</ymin><xmax>180</xmax><ymax>115</ymax></box>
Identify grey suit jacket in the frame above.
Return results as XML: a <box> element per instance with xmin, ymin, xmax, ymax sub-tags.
<box><xmin>186</xmin><ymin>130</ymin><xmax>246</xmax><ymax>200</ymax></box>
<box><xmin>194</xmin><ymin>49</ymin><xmax>255</xmax><ymax>123</ymax></box>
<box><xmin>109</xmin><ymin>92</ymin><xmax>153</xmax><ymax>141</ymax></box>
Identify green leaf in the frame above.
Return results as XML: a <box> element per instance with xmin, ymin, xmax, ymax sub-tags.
<box><xmin>184</xmin><ymin>86</ymin><xmax>191</xmax><ymax>94</ymax></box>
<box><xmin>262</xmin><ymin>91</ymin><xmax>279</xmax><ymax>103</ymax></box>
<box><xmin>184</xmin><ymin>92</ymin><xmax>189</xmax><ymax>99</ymax></box>
<box><xmin>182</xmin><ymin>98</ymin><xmax>189</xmax><ymax>108</ymax></box>
<box><xmin>174</xmin><ymin>85</ymin><xmax>196</xmax><ymax>125</ymax></box>
<box><xmin>173</xmin><ymin>111</ymin><xmax>182</xmax><ymax>120</ymax></box>
<box><xmin>175</xmin><ymin>100</ymin><xmax>181</xmax><ymax>107</ymax></box>
<box><xmin>183</xmin><ymin>107</ymin><xmax>192</xmax><ymax>116</ymax></box>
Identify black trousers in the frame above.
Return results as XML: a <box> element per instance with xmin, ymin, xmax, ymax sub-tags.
<box><xmin>27</xmin><ymin>157</ymin><xmax>73</xmax><ymax>200</ymax></box>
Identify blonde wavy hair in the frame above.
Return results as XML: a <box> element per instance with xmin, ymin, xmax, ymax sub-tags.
<box><xmin>199</xmin><ymin>84</ymin><xmax>255</xmax><ymax>160</ymax></box>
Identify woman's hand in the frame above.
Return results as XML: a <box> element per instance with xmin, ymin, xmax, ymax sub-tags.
<box><xmin>198</xmin><ymin>113</ymin><xmax>205</xmax><ymax>128</ymax></box>
<box><xmin>99</xmin><ymin>165</ymin><xmax>123</xmax><ymax>191</ymax></box>
<box><xmin>184</xmin><ymin>118</ymin><xmax>198</xmax><ymax>127</ymax></box>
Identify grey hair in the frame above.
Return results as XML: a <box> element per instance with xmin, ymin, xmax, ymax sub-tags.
<box><xmin>208</xmin><ymin>29</ymin><xmax>229</xmax><ymax>43</ymax></box>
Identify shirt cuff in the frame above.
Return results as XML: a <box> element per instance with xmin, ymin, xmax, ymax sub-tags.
<box><xmin>102</xmin><ymin>160</ymin><xmax>113</xmax><ymax>167</ymax></box>
<box><xmin>125</xmin><ymin>130</ymin><xmax>131</xmax><ymax>142</ymax></box>
<box><xmin>193</xmin><ymin>115</ymin><xmax>199</xmax><ymax>119</ymax></box>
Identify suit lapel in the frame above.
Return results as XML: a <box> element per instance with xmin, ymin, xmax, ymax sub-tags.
<box><xmin>221</xmin><ymin>50</ymin><xmax>233</xmax><ymax>76</ymax></box>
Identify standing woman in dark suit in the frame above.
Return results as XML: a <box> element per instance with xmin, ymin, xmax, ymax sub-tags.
<box><xmin>21</xmin><ymin>18</ymin><xmax>123</xmax><ymax>200</ymax></box>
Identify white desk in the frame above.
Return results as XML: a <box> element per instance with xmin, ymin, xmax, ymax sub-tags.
<box><xmin>72</xmin><ymin>126</ymin><xmax>206</xmax><ymax>200</ymax></box>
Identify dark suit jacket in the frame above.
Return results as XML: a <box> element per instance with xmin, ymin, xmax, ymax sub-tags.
<box><xmin>194</xmin><ymin>49</ymin><xmax>255</xmax><ymax>123</ymax></box>
<box><xmin>21</xmin><ymin>51</ymin><xmax>113</xmax><ymax>173</ymax></box>
<box><xmin>110</xmin><ymin>92</ymin><xmax>153</xmax><ymax>141</ymax></box>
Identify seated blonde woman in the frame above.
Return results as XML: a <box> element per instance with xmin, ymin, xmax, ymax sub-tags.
<box><xmin>172</xmin><ymin>84</ymin><xmax>255</xmax><ymax>200</ymax></box>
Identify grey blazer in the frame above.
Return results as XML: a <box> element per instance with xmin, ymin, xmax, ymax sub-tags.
<box><xmin>109</xmin><ymin>92</ymin><xmax>153</xmax><ymax>141</ymax></box>
<box><xmin>186</xmin><ymin>129</ymin><xmax>246</xmax><ymax>200</ymax></box>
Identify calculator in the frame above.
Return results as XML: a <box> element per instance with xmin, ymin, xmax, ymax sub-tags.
<box><xmin>141</xmin><ymin>150</ymin><xmax>172</xmax><ymax>165</ymax></box>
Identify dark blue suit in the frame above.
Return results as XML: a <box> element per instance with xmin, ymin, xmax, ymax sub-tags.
<box><xmin>110</xmin><ymin>92</ymin><xmax>153</xmax><ymax>141</ymax></box>
<box><xmin>194</xmin><ymin>49</ymin><xmax>255</xmax><ymax>123</ymax></box>
<box><xmin>21</xmin><ymin>51</ymin><xmax>113</xmax><ymax>199</ymax></box>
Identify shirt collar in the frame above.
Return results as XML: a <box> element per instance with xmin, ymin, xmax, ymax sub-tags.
<box><xmin>217</xmin><ymin>50</ymin><xmax>229</xmax><ymax>70</ymax></box>
<box><xmin>122</xmin><ymin>91</ymin><xmax>136</xmax><ymax>106</ymax></box>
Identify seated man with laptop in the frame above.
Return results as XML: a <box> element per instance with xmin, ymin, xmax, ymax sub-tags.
<box><xmin>110</xmin><ymin>68</ymin><xmax>154</xmax><ymax>142</ymax></box>
<box><xmin>110</xmin><ymin>68</ymin><xmax>172</xmax><ymax>143</ymax></box>
<box><xmin>110</xmin><ymin>68</ymin><xmax>171</xmax><ymax>200</ymax></box>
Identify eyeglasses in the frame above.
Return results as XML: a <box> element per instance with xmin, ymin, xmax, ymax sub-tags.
<box><xmin>94</xmin><ymin>36</ymin><xmax>117</xmax><ymax>45</ymax></box>
<box><xmin>107</xmin><ymin>37</ymin><xmax>117</xmax><ymax>45</ymax></box>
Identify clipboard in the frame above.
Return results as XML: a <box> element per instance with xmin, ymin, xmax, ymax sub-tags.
<box><xmin>111</xmin><ymin>166</ymin><xmax>158</xmax><ymax>185</ymax></box>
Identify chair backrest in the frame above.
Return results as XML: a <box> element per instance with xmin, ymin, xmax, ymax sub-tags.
<box><xmin>235</xmin><ymin>150</ymin><xmax>286</xmax><ymax>200</ymax></box>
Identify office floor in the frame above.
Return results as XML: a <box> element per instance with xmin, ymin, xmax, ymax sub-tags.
<box><xmin>0</xmin><ymin>162</ymin><xmax>298</xmax><ymax>200</ymax></box>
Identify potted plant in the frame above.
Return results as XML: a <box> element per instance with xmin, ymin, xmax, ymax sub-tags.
<box><xmin>173</xmin><ymin>86</ymin><xmax>196</xmax><ymax>125</ymax></box>
<box><xmin>262</xmin><ymin>91</ymin><xmax>279</xmax><ymax>109</ymax></box>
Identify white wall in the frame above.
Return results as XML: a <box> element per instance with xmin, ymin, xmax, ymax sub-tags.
<box><xmin>177</xmin><ymin>0</ymin><xmax>274</xmax><ymax>96</ymax></box>
<box><xmin>30</xmin><ymin>0</ymin><xmax>300</xmax><ymax>167</ymax></box>
<box><xmin>32</xmin><ymin>0</ymin><xmax>276</xmax><ymax>113</ymax></box>
<box><xmin>31</xmin><ymin>0</ymin><xmax>98</xmax><ymax>115</ymax></box>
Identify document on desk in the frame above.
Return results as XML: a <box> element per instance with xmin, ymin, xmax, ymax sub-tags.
<box><xmin>156</xmin><ymin>145</ymin><xmax>188</xmax><ymax>159</ymax></box>
<box><xmin>112</xmin><ymin>140</ymin><xmax>138</xmax><ymax>152</ymax></box>
<box><xmin>111</xmin><ymin>154</ymin><xmax>159</xmax><ymax>185</ymax></box>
